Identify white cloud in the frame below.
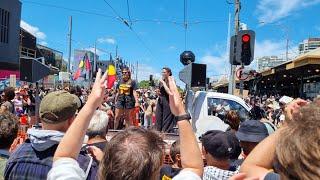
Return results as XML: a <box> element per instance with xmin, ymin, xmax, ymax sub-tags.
<box><xmin>97</xmin><ymin>37</ymin><xmax>116</xmax><ymax>44</ymax></box>
<box><xmin>20</xmin><ymin>20</ymin><xmax>46</xmax><ymax>40</ymax></box>
<box><xmin>254</xmin><ymin>40</ymin><xmax>298</xmax><ymax>59</ymax></box>
<box><xmin>137</xmin><ymin>63</ymin><xmax>161</xmax><ymax>81</ymax></box>
<box><xmin>168</xmin><ymin>46</ymin><xmax>176</xmax><ymax>50</ymax></box>
<box><xmin>38</xmin><ymin>41</ymin><xmax>48</xmax><ymax>46</ymax></box>
<box><xmin>84</xmin><ymin>47</ymin><xmax>105</xmax><ymax>56</ymax></box>
<box><xmin>198</xmin><ymin>40</ymin><xmax>299</xmax><ymax>78</ymax></box>
<box><xmin>316</xmin><ymin>26</ymin><xmax>320</xmax><ymax>32</ymax></box>
<box><xmin>257</xmin><ymin>0</ymin><xmax>320</xmax><ymax>23</ymax></box>
<box><xmin>200</xmin><ymin>52</ymin><xmax>229</xmax><ymax>78</ymax></box>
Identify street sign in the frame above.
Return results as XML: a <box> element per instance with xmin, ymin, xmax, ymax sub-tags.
<box><xmin>236</xmin><ymin>68</ymin><xmax>249</xmax><ymax>80</ymax></box>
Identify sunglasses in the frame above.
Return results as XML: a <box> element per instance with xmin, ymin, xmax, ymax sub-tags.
<box><xmin>122</xmin><ymin>72</ymin><xmax>129</xmax><ymax>74</ymax></box>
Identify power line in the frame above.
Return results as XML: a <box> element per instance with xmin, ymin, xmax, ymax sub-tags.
<box><xmin>102</xmin><ymin>0</ymin><xmax>157</xmax><ymax>60</ymax></box>
<box><xmin>23</xmin><ymin>1</ymin><xmax>226</xmax><ymax>26</ymax></box>
<box><xmin>126</xmin><ymin>0</ymin><xmax>133</xmax><ymax>26</ymax></box>
<box><xmin>188</xmin><ymin>19</ymin><xmax>227</xmax><ymax>25</ymax></box>
<box><xmin>102</xmin><ymin>0</ymin><xmax>130</xmax><ymax>26</ymax></box>
<box><xmin>183</xmin><ymin>0</ymin><xmax>188</xmax><ymax>50</ymax></box>
<box><xmin>22</xmin><ymin>0</ymin><xmax>117</xmax><ymax>19</ymax></box>
<box><xmin>129</xmin><ymin>28</ymin><xmax>157</xmax><ymax>60</ymax></box>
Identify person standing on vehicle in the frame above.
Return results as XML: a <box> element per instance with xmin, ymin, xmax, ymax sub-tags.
<box><xmin>114</xmin><ymin>67</ymin><xmax>139</xmax><ymax>129</ymax></box>
<box><xmin>155</xmin><ymin>67</ymin><xmax>176</xmax><ymax>133</ymax></box>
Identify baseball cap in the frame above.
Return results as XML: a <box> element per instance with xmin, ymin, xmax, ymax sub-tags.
<box><xmin>201</xmin><ymin>130</ymin><xmax>238</xmax><ymax>160</ymax></box>
<box><xmin>39</xmin><ymin>91</ymin><xmax>81</xmax><ymax>124</ymax></box>
<box><xmin>236</xmin><ymin>120</ymin><xmax>269</xmax><ymax>143</ymax></box>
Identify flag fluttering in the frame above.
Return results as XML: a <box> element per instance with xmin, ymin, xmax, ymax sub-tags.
<box><xmin>85</xmin><ymin>53</ymin><xmax>91</xmax><ymax>71</ymax></box>
<box><xmin>107</xmin><ymin>64</ymin><xmax>116</xmax><ymax>89</ymax></box>
<box><xmin>73</xmin><ymin>68</ymin><xmax>81</xmax><ymax>80</ymax></box>
<box><xmin>78</xmin><ymin>58</ymin><xmax>84</xmax><ymax>68</ymax></box>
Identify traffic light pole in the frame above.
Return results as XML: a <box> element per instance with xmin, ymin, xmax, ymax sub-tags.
<box><xmin>228</xmin><ymin>0</ymin><xmax>240</xmax><ymax>95</ymax></box>
<box><xmin>67</xmin><ymin>16</ymin><xmax>72</xmax><ymax>74</ymax></box>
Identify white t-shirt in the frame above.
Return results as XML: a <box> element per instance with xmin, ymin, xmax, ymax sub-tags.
<box><xmin>47</xmin><ymin>158</ymin><xmax>85</xmax><ymax>180</ymax></box>
<box><xmin>173</xmin><ymin>169</ymin><xmax>202</xmax><ymax>180</ymax></box>
<box><xmin>48</xmin><ymin>158</ymin><xmax>202</xmax><ymax>180</ymax></box>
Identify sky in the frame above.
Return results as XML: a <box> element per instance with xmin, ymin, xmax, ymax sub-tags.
<box><xmin>20</xmin><ymin>0</ymin><xmax>320</xmax><ymax>83</ymax></box>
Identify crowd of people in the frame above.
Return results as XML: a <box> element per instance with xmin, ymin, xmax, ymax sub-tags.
<box><xmin>0</xmin><ymin>67</ymin><xmax>320</xmax><ymax>180</ymax></box>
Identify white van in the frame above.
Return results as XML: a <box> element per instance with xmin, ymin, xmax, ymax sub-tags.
<box><xmin>186</xmin><ymin>91</ymin><xmax>252</xmax><ymax>138</ymax></box>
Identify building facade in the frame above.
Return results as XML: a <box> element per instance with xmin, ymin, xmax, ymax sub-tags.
<box><xmin>0</xmin><ymin>0</ymin><xmax>21</xmax><ymax>76</ymax></box>
<box><xmin>257</xmin><ymin>56</ymin><xmax>287</xmax><ymax>72</ymax></box>
<box><xmin>299</xmin><ymin>38</ymin><xmax>320</xmax><ymax>54</ymax></box>
<box><xmin>20</xmin><ymin>28</ymin><xmax>37</xmax><ymax>58</ymax></box>
<box><xmin>37</xmin><ymin>44</ymin><xmax>63</xmax><ymax>70</ymax></box>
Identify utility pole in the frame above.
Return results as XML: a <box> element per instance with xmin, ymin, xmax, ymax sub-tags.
<box><xmin>115</xmin><ymin>45</ymin><xmax>118</xmax><ymax>58</ymax></box>
<box><xmin>235</xmin><ymin>0</ymin><xmax>245</xmax><ymax>97</ymax></box>
<box><xmin>228</xmin><ymin>0</ymin><xmax>240</xmax><ymax>95</ymax></box>
<box><xmin>286</xmin><ymin>38</ymin><xmax>289</xmax><ymax>61</ymax></box>
<box><xmin>225</xmin><ymin>13</ymin><xmax>231</xmax><ymax>75</ymax></box>
<box><xmin>136</xmin><ymin>61</ymin><xmax>138</xmax><ymax>82</ymax></box>
<box><xmin>93</xmin><ymin>40</ymin><xmax>97</xmax><ymax>78</ymax></box>
<box><xmin>67</xmin><ymin>16</ymin><xmax>72</xmax><ymax>75</ymax></box>
<box><xmin>227</xmin><ymin>12</ymin><xmax>232</xmax><ymax>94</ymax></box>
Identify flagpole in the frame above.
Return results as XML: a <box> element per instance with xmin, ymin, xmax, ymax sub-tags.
<box><xmin>136</xmin><ymin>61</ymin><xmax>138</xmax><ymax>82</ymax></box>
<box><xmin>67</xmin><ymin>16</ymin><xmax>72</xmax><ymax>74</ymax></box>
<box><xmin>93</xmin><ymin>40</ymin><xmax>97</xmax><ymax>79</ymax></box>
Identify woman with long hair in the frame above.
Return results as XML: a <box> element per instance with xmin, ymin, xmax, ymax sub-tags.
<box><xmin>114</xmin><ymin>67</ymin><xmax>139</xmax><ymax>129</ymax></box>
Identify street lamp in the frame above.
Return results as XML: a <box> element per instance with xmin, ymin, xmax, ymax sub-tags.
<box><xmin>259</xmin><ymin>21</ymin><xmax>290</xmax><ymax>61</ymax></box>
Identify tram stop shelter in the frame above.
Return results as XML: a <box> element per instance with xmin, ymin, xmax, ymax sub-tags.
<box><xmin>250</xmin><ymin>47</ymin><xmax>320</xmax><ymax>99</ymax></box>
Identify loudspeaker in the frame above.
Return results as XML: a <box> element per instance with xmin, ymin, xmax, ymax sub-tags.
<box><xmin>20</xmin><ymin>58</ymin><xmax>51</xmax><ymax>82</ymax></box>
<box><xmin>179</xmin><ymin>63</ymin><xmax>207</xmax><ymax>87</ymax></box>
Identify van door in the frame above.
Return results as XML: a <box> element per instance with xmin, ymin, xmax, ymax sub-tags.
<box><xmin>194</xmin><ymin>97</ymin><xmax>229</xmax><ymax>138</ymax></box>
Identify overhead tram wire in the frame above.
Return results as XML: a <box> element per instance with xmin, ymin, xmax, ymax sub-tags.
<box><xmin>184</xmin><ymin>0</ymin><xmax>188</xmax><ymax>50</ymax></box>
<box><xmin>23</xmin><ymin>0</ymin><xmax>226</xmax><ymax>27</ymax></box>
<box><xmin>102</xmin><ymin>0</ymin><xmax>158</xmax><ymax>61</ymax></box>
<box><xmin>22</xmin><ymin>0</ymin><xmax>117</xmax><ymax>20</ymax></box>
<box><xmin>126</xmin><ymin>0</ymin><xmax>133</xmax><ymax>26</ymax></box>
<box><xmin>102</xmin><ymin>0</ymin><xmax>131</xmax><ymax>26</ymax></box>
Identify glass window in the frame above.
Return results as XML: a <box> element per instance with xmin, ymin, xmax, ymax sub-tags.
<box><xmin>207</xmin><ymin>97</ymin><xmax>250</xmax><ymax>121</ymax></box>
<box><xmin>0</xmin><ymin>8</ymin><xmax>10</xmax><ymax>44</ymax></box>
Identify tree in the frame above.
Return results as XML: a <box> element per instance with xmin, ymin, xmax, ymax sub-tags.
<box><xmin>138</xmin><ymin>80</ymin><xmax>150</xmax><ymax>89</ymax></box>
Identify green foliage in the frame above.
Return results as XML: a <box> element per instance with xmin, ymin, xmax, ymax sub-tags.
<box><xmin>138</xmin><ymin>80</ymin><xmax>151</xmax><ymax>89</ymax></box>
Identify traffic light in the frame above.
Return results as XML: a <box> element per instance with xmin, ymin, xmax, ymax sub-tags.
<box><xmin>236</xmin><ymin>30</ymin><xmax>255</xmax><ymax>65</ymax></box>
<box><xmin>229</xmin><ymin>35</ymin><xmax>241</xmax><ymax>65</ymax></box>
<box><xmin>149</xmin><ymin>75</ymin><xmax>155</xmax><ymax>86</ymax></box>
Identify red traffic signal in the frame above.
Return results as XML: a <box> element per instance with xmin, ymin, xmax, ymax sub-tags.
<box><xmin>242</xmin><ymin>34</ymin><xmax>250</xmax><ymax>43</ymax></box>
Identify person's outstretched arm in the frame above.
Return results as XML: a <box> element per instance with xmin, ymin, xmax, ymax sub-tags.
<box><xmin>162</xmin><ymin>77</ymin><xmax>203</xmax><ymax>177</ymax></box>
<box><xmin>240</xmin><ymin>99</ymin><xmax>308</xmax><ymax>178</ymax></box>
<box><xmin>53</xmin><ymin>69</ymin><xmax>107</xmax><ymax>161</ymax></box>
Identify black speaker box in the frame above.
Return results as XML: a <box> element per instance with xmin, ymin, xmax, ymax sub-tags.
<box><xmin>20</xmin><ymin>58</ymin><xmax>51</xmax><ymax>82</ymax></box>
<box><xmin>179</xmin><ymin>63</ymin><xmax>207</xmax><ymax>87</ymax></box>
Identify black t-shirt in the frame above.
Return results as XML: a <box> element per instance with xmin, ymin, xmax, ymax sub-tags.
<box><xmin>159</xmin><ymin>165</ymin><xmax>181</xmax><ymax>180</ymax></box>
<box><xmin>117</xmin><ymin>80</ymin><xmax>137</xmax><ymax>97</ymax></box>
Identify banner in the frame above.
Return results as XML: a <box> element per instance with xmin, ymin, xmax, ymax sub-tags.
<box><xmin>9</xmin><ymin>75</ymin><xmax>16</xmax><ymax>88</ymax></box>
